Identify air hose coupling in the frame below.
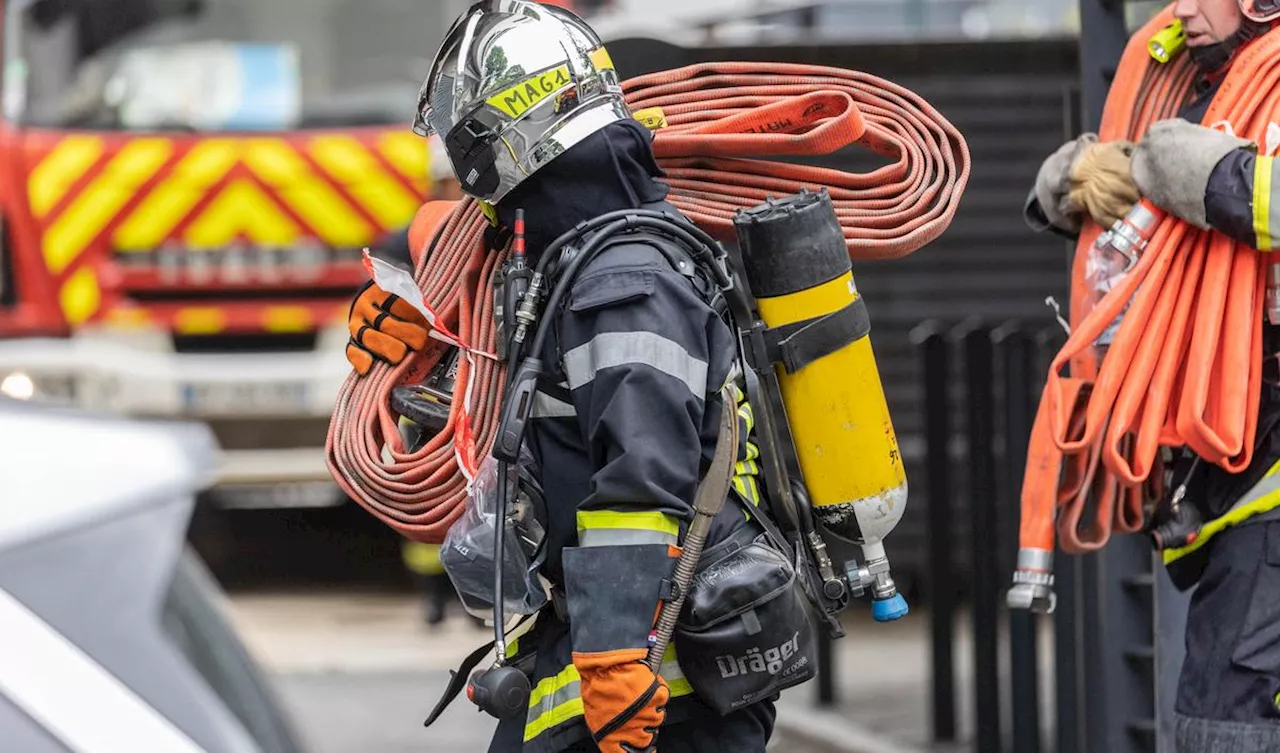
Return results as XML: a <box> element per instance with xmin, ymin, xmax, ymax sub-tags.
<box><xmin>1007</xmin><ymin>548</ymin><xmax>1056</xmax><ymax>614</ymax></box>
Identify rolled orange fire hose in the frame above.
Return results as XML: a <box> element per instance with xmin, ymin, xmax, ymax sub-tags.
<box><xmin>326</xmin><ymin>62</ymin><xmax>971</xmax><ymax>543</ymax></box>
<box><xmin>1016</xmin><ymin>11</ymin><xmax>1280</xmax><ymax>572</ymax></box>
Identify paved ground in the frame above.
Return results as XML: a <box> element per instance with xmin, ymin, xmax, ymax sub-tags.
<box><xmin>224</xmin><ymin>590</ymin><xmax>1054</xmax><ymax>753</ymax></box>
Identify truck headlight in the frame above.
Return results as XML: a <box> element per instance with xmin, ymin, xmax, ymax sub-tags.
<box><xmin>0</xmin><ymin>371</ymin><xmax>76</xmax><ymax>403</ymax></box>
<box><xmin>0</xmin><ymin>372</ymin><xmax>34</xmax><ymax>400</ymax></box>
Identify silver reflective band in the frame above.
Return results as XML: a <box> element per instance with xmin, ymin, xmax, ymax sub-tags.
<box><xmin>531</xmin><ymin>392</ymin><xmax>577</xmax><ymax>419</ymax></box>
<box><xmin>579</xmin><ymin>528</ymin><xmax>679</xmax><ymax>548</ymax></box>
<box><xmin>563</xmin><ymin>332</ymin><xmax>708</xmax><ymax>398</ymax></box>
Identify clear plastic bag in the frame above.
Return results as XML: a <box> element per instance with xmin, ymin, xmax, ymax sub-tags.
<box><xmin>441</xmin><ymin>451</ymin><xmax>548</xmax><ymax>621</ymax></box>
<box><xmin>1086</xmin><ymin>227</ymin><xmax>1138</xmax><ymax>350</ymax></box>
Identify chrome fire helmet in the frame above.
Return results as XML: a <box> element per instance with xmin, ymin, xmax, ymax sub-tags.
<box><xmin>413</xmin><ymin>0</ymin><xmax>631</xmax><ymax>204</ymax></box>
<box><xmin>1241</xmin><ymin>0</ymin><xmax>1280</xmax><ymax>22</ymax></box>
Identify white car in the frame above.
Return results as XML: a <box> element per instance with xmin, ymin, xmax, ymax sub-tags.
<box><xmin>0</xmin><ymin>400</ymin><xmax>307</xmax><ymax>753</ymax></box>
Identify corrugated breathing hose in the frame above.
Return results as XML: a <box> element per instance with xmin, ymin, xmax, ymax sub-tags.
<box><xmin>326</xmin><ymin>61</ymin><xmax>971</xmax><ymax>543</ymax></box>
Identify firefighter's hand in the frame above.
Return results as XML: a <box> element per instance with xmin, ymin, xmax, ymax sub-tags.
<box><xmin>345</xmin><ymin>281</ymin><xmax>429</xmax><ymax>376</ymax></box>
<box><xmin>1067</xmin><ymin>139</ymin><xmax>1141</xmax><ymax>229</ymax></box>
<box><xmin>574</xmin><ymin>650</ymin><xmax>668</xmax><ymax>753</ymax></box>
<box><xmin>1132</xmin><ymin>119</ymin><xmax>1254</xmax><ymax>230</ymax></box>
<box><xmin>1036</xmin><ymin>134</ymin><xmax>1142</xmax><ymax>232</ymax></box>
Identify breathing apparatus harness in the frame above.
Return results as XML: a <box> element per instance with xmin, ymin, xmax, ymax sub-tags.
<box><xmin>422</xmin><ymin>196</ymin><xmax>864</xmax><ymax>726</ymax></box>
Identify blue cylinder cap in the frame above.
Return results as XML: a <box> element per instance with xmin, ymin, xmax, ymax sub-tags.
<box><xmin>872</xmin><ymin>593</ymin><xmax>909</xmax><ymax>622</ymax></box>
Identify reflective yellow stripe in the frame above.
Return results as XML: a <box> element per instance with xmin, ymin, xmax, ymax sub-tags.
<box><xmin>113</xmin><ymin>140</ymin><xmax>240</xmax><ymax>250</ymax></box>
<box><xmin>400</xmin><ymin>542</ymin><xmax>444</xmax><ymax>575</ymax></box>
<box><xmin>29</xmin><ymin>136</ymin><xmax>103</xmax><ymax>218</ymax></box>
<box><xmin>1164</xmin><ymin>458</ymin><xmax>1280</xmax><ymax>563</ymax></box>
<box><xmin>1255</xmin><ymin>155</ymin><xmax>1275</xmax><ymax>251</ymax></box>
<box><xmin>263</xmin><ymin>306</ymin><xmax>313</xmax><ymax>333</ymax></box>
<box><xmin>523</xmin><ymin>648</ymin><xmax>692</xmax><ymax>743</ymax></box>
<box><xmin>58</xmin><ymin>268</ymin><xmax>101</xmax><ymax>326</ymax></box>
<box><xmin>377</xmin><ymin>132</ymin><xmax>430</xmax><ymax>190</ymax></box>
<box><xmin>486</xmin><ymin>65</ymin><xmax>571</xmax><ymax>120</ymax></box>
<box><xmin>576</xmin><ymin>510</ymin><xmax>680</xmax><ymax>542</ymax></box>
<box><xmin>244</xmin><ymin>139</ymin><xmax>373</xmax><ymax>247</ymax></box>
<box><xmin>174</xmin><ymin>307</ymin><xmax>226</xmax><ymax>335</ymax></box>
<box><xmin>524</xmin><ymin>665</ymin><xmax>582</xmax><ymax>742</ymax></box>
<box><xmin>43</xmin><ymin>139</ymin><xmax>173</xmax><ymax>273</ymax></box>
<box><xmin>182</xmin><ymin>180</ymin><xmax>299</xmax><ymax>247</ymax></box>
<box><xmin>307</xmin><ymin>135</ymin><xmax>422</xmax><ymax>228</ymax></box>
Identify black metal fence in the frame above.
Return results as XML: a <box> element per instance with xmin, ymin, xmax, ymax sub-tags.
<box><xmin>909</xmin><ymin>317</ymin><xmax>1184</xmax><ymax>753</ymax></box>
<box><xmin>911</xmin><ymin>319</ymin><xmax>1064</xmax><ymax>753</ymax></box>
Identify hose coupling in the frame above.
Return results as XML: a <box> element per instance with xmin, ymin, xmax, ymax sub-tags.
<box><xmin>1007</xmin><ymin>548</ymin><xmax>1056</xmax><ymax>614</ymax></box>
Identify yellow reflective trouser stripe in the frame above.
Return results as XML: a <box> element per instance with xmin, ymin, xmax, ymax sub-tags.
<box><xmin>1164</xmin><ymin>458</ymin><xmax>1280</xmax><ymax>563</ymax></box>
<box><xmin>400</xmin><ymin>542</ymin><xmax>444</xmax><ymax>575</ymax></box>
<box><xmin>523</xmin><ymin>646</ymin><xmax>692</xmax><ymax>742</ymax></box>
<box><xmin>576</xmin><ymin>510</ymin><xmax>680</xmax><ymax>547</ymax></box>
<box><xmin>1254</xmin><ymin>155</ymin><xmax>1276</xmax><ymax>251</ymax></box>
<box><xmin>524</xmin><ymin>665</ymin><xmax>583</xmax><ymax>742</ymax></box>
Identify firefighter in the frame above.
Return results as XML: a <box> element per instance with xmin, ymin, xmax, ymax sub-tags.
<box><xmin>344</xmin><ymin>2</ymin><xmax>777</xmax><ymax>751</ymax></box>
<box><xmin>1025</xmin><ymin>2</ymin><xmax>1280</xmax><ymax>749</ymax></box>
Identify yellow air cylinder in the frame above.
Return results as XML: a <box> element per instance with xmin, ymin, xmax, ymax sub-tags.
<box><xmin>734</xmin><ymin>190</ymin><xmax>908</xmax><ymax>620</ymax></box>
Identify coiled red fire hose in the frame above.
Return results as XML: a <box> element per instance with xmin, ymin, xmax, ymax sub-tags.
<box><xmin>326</xmin><ymin>62</ymin><xmax>972</xmax><ymax>543</ymax></box>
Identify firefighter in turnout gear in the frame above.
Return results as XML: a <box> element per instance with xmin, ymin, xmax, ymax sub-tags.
<box><xmin>347</xmin><ymin>2</ymin><xmax>784</xmax><ymax>750</ymax></box>
<box><xmin>1024</xmin><ymin>1</ymin><xmax>1280</xmax><ymax>749</ymax></box>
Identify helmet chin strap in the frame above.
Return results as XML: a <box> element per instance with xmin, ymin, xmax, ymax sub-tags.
<box><xmin>1190</xmin><ymin>18</ymin><xmax>1272</xmax><ymax>72</ymax></box>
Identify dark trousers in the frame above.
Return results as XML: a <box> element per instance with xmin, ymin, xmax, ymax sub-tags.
<box><xmin>1176</xmin><ymin>520</ymin><xmax>1280</xmax><ymax>751</ymax></box>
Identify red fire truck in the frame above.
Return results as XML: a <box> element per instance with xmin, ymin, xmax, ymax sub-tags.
<box><xmin>0</xmin><ymin>0</ymin><xmax>434</xmax><ymax>515</ymax></box>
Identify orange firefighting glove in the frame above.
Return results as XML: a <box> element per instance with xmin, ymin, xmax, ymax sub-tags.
<box><xmin>345</xmin><ymin>281</ymin><xmax>429</xmax><ymax>376</ymax></box>
<box><xmin>573</xmin><ymin>650</ymin><xmax>669</xmax><ymax>753</ymax></box>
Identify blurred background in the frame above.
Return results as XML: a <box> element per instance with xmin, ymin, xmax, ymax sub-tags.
<box><xmin>0</xmin><ymin>1</ymin><xmax>1181</xmax><ymax>753</ymax></box>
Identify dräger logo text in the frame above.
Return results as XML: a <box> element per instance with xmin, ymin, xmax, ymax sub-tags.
<box><xmin>714</xmin><ymin>632</ymin><xmax>802</xmax><ymax>678</ymax></box>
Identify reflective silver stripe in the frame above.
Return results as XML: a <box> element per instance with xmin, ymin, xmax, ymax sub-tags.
<box><xmin>563</xmin><ymin>332</ymin><xmax>708</xmax><ymax>398</ymax></box>
<box><xmin>531</xmin><ymin>392</ymin><xmax>577</xmax><ymax>418</ymax></box>
<box><xmin>525</xmin><ymin>678</ymin><xmax>581</xmax><ymax>726</ymax></box>
<box><xmin>1229</xmin><ymin>466</ymin><xmax>1280</xmax><ymax>512</ymax></box>
<box><xmin>579</xmin><ymin>528</ymin><xmax>679</xmax><ymax>547</ymax></box>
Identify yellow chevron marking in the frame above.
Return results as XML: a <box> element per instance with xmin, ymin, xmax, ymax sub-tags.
<box><xmin>174</xmin><ymin>307</ymin><xmax>226</xmax><ymax>334</ymax></box>
<box><xmin>59</xmin><ymin>268</ymin><xmax>101</xmax><ymax>326</ymax></box>
<box><xmin>263</xmin><ymin>306</ymin><xmax>313</xmax><ymax>333</ymax></box>
<box><xmin>183</xmin><ymin>179</ymin><xmax>300</xmax><ymax>248</ymax></box>
<box><xmin>29</xmin><ymin>136</ymin><xmax>104</xmax><ymax>218</ymax></box>
<box><xmin>308</xmin><ymin>135</ymin><xmax>422</xmax><ymax>228</ymax></box>
<box><xmin>243</xmin><ymin>139</ymin><xmax>372</xmax><ymax>247</ymax></box>
<box><xmin>42</xmin><ymin>139</ymin><xmax>173</xmax><ymax>274</ymax></box>
<box><xmin>114</xmin><ymin>140</ymin><xmax>241</xmax><ymax>251</ymax></box>
<box><xmin>377</xmin><ymin>132</ymin><xmax>430</xmax><ymax>190</ymax></box>
<box><xmin>104</xmin><ymin>307</ymin><xmax>153</xmax><ymax>329</ymax></box>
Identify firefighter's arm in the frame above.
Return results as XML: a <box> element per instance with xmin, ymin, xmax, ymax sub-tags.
<box><xmin>557</xmin><ymin>249</ymin><xmax>716</xmax><ymax>753</ymax></box>
<box><xmin>1191</xmin><ymin>144</ymin><xmax>1280</xmax><ymax>252</ymax></box>
<box><xmin>1131</xmin><ymin>118</ymin><xmax>1258</xmax><ymax>238</ymax></box>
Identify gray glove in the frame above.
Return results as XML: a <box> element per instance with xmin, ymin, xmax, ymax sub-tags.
<box><xmin>1034</xmin><ymin>133</ymin><xmax>1099</xmax><ymax>234</ymax></box>
<box><xmin>1131</xmin><ymin>119</ymin><xmax>1254</xmax><ymax>230</ymax></box>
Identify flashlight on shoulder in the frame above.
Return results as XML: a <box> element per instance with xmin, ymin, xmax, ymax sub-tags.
<box><xmin>1148</xmin><ymin>19</ymin><xmax>1186</xmax><ymax>64</ymax></box>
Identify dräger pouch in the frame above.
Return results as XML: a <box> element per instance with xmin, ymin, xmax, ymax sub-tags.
<box><xmin>673</xmin><ymin>523</ymin><xmax>817</xmax><ymax>714</ymax></box>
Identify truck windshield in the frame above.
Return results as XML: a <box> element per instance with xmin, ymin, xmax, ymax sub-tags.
<box><xmin>4</xmin><ymin>0</ymin><xmax>431</xmax><ymax>131</ymax></box>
